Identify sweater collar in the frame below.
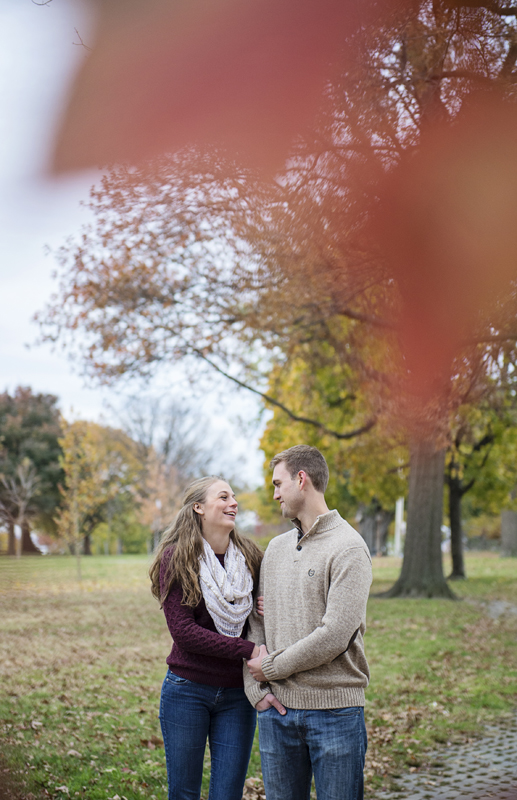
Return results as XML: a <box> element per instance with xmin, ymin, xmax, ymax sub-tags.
<box><xmin>292</xmin><ymin>509</ymin><xmax>341</xmax><ymax>540</ymax></box>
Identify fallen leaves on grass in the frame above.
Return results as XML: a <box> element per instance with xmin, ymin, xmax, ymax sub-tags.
<box><xmin>140</xmin><ymin>735</ymin><xmax>164</xmax><ymax>749</ymax></box>
<box><xmin>2</xmin><ymin>554</ymin><xmax>516</xmax><ymax>800</ymax></box>
<box><xmin>0</xmin><ymin>560</ymin><xmax>170</xmax><ymax>799</ymax></box>
<box><xmin>243</xmin><ymin>776</ymin><xmax>266</xmax><ymax>799</ymax></box>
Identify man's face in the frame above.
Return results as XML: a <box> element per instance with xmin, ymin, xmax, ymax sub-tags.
<box><xmin>272</xmin><ymin>462</ymin><xmax>302</xmax><ymax>519</ymax></box>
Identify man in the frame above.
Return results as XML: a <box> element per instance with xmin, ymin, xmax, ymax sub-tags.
<box><xmin>244</xmin><ymin>445</ymin><xmax>372</xmax><ymax>800</ymax></box>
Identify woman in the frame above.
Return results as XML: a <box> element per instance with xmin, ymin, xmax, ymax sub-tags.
<box><xmin>149</xmin><ymin>476</ymin><xmax>263</xmax><ymax>800</ymax></box>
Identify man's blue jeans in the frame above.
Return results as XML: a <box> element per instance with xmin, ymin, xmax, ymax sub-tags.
<box><xmin>159</xmin><ymin>671</ymin><xmax>256</xmax><ymax>800</ymax></box>
<box><xmin>258</xmin><ymin>705</ymin><xmax>367</xmax><ymax>800</ymax></box>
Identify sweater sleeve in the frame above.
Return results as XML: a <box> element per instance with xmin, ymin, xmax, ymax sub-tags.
<box><xmin>260</xmin><ymin>547</ymin><xmax>372</xmax><ymax>682</ymax></box>
<box><xmin>161</xmin><ymin>555</ymin><xmax>255</xmax><ymax>661</ymax></box>
<box><xmin>242</xmin><ymin>563</ymin><xmax>271</xmax><ymax>707</ymax></box>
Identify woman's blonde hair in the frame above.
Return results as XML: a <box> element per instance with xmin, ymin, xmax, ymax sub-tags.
<box><xmin>149</xmin><ymin>476</ymin><xmax>263</xmax><ymax>607</ymax></box>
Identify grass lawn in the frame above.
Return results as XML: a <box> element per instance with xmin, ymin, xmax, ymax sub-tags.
<box><xmin>0</xmin><ymin>552</ymin><xmax>516</xmax><ymax>799</ymax></box>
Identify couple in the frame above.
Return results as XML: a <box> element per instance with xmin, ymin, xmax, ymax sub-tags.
<box><xmin>149</xmin><ymin>445</ymin><xmax>373</xmax><ymax>800</ymax></box>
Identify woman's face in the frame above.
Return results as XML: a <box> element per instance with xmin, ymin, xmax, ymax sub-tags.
<box><xmin>194</xmin><ymin>480</ymin><xmax>238</xmax><ymax>535</ymax></box>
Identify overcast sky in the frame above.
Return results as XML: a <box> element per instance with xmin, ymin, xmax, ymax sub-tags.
<box><xmin>0</xmin><ymin>0</ymin><xmax>265</xmax><ymax>485</ymax></box>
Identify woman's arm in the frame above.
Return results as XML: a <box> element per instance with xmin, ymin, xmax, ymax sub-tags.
<box><xmin>162</xmin><ymin>579</ymin><xmax>257</xmax><ymax>660</ymax></box>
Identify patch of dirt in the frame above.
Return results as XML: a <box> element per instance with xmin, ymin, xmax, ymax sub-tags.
<box><xmin>0</xmin><ymin>754</ymin><xmax>43</xmax><ymax>800</ymax></box>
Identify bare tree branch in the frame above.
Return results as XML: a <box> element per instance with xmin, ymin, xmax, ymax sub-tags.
<box><xmin>195</xmin><ymin>351</ymin><xmax>377</xmax><ymax>441</ymax></box>
<box><xmin>444</xmin><ymin>0</ymin><xmax>517</xmax><ymax>15</ymax></box>
<box><xmin>430</xmin><ymin>70</ymin><xmax>495</xmax><ymax>83</ymax></box>
<box><xmin>464</xmin><ymin>333</ymin><xmax>517</xmax><ymax>344</ymax></box>
<box><xmin>73</xmin><ymin>28</ymin><xmax>93</xmax><ymax>52</ymax></box>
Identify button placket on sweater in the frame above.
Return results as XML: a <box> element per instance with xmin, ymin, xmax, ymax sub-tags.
<box><xmin>294</xmin><ymin>531</ymin><xmax>314</xmax><ymax>565</ymax></box>
<box><xmin>294</xmin><ymin>531</ymin><xmax>307</xmax><ymax>561</ymax></box>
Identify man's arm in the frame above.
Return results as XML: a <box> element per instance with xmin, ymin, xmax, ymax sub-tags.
<box><xmin>242</xmin><ymin>567</ymin><xmax>272</xmax><ymax>708</ymax></box>
<box><xmin>259</xmin><ymin>547</ymin><xmax>372</xmax><ymax>683</ymax></box>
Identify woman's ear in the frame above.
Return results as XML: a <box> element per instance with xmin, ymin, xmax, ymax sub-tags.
<box><xmin>193</xmin><ymin>503</ymin><xmax>204</xmax><ymax>516</ymax></box>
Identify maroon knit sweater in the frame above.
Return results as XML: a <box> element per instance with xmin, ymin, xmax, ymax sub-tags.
<box><xmin>160</xmin><ymin>548</ymin><xmax>256</xmax><ymax>688</ymax></box>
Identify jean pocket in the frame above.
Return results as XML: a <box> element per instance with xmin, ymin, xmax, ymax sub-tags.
<box><xmin>165</xmin><ymin>671</ymin><xmax>190</xmax><ymax>685</ymax></box>
<box><xmin>326</xmin><ymin>706</ymin><xmax>362</xmax><ymax>717</ymax></box>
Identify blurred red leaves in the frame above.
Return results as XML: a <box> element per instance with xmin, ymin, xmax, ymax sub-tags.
<box><xmin>372</xmin><ymin>92</ymin><xmax>517</xmax><ymax>398</ymax></box>
<box><xmin>52</xmin><ymin>0</ymin><xmax>410</xmax><ymax>174</ymax></box>
<box><xmin>52</xmin><ymin>0</ymin><xmax>517</xmax><ymax>412</ymax></box>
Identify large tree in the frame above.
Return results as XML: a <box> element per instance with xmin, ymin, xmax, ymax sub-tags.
<box><xmin>259</xmin><ymin>338</ymin><xmax>517</xmax><ymax>573</ymax></box>
<box><xmin>41</xmin><ymin>1</ymin><xmax>517</xmax><ymax>595</ymax></box>
<box><xmin>463</xmin><ymin>412</ymin><xmax>517</xmax><ymax>557</ymax></box>
<box><xmin>0</xmin><ymin>388</ymin><xmax>63</xmax><ymax>554</ymax></box>
<box><xmin>56</xmin><ymin>420</ymin><xmax>142</xmax><ymax>564</ymax></box>
<box><xmin>445</xmin><ymin>374</ymin><xmax>517</xmax><ymax>578</ymax></box>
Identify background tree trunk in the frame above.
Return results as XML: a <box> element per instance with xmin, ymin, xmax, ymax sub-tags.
<box><xmin>358</xmin><ymin>506</ymin><xmax>376</xmax><ymax>554</ymax></box>
<box><xmin>448</xmin><ymin>478</ymin><xmax>466</xmax><ymax>579</ymax></box>
<box><xmin>7</xmin><ymin>519</ymin><xmax>16</xmax><ymax>556</ymax></box>
<box><xmin>375</xmin><ymin>510</ymin><xmax>393</xmax><ymax>556</ymax></box>
<box><xmin>83</xmin><ymin>532</ymin><xmax>92</xmax><ymax>556</ymax></box>
<box><xmin>383</xmin><ymin>439</ymin><xmax>455</xmax><ymax>598</ymax></box>
<box><xmin>21</xmin><ymin>520</ymin><xmax>40</xmax><ymax>555</ymax></box>
<box><xmin>501</xmin><ymin>510</ymin><xmax>517</xmax><ymax>557</ymax></box>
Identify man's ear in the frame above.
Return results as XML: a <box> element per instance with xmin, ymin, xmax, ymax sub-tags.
<box><xmin>298</xmin><ymin>471</ymin><xmax>308</xmax><ymax>490</ymax></box>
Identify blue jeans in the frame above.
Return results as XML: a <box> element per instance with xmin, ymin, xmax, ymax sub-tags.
<box><xmin>258</xmin><ymin>706</ymin><xmax>367</xmax><ymax>800</ymax></box>
<box><xmin>159</xmin><ymin>671</ymin><xmax>257</xmax><ymax>800</ymax></box>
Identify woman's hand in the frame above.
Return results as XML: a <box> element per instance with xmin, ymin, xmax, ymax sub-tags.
<box><xmin>247</xmin><ymin>643</ymin><xmax>268</xmax><ymax>681</ymax></box>
<box><xmin>256</xmin><ymin>595</ymin><xmax>264</xmax><ymax>616</ymax></box>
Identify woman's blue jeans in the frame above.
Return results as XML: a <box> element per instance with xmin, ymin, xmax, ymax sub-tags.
<box><xmin>258</xmin><ymin>705</ymin><xmax>367</xmax><ymax>800</ymax></box>
<box><xmin>159</xmin><ymin>670</ymin><xmax>257</xmax><ymax>800</ymax></box>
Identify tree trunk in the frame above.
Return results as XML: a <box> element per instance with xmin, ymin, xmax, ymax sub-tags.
<box><xmin>7</xmin><ymin>519</ymin><xmax>16</xmax><ymax>556</ymax></box>
<box><xmin>382</xmin><ymin>438</ymin><xmax>455</xmax><ymax>598</ymax></box>
<box><xmin>448</xmin><ymin>477</ymin><xmax>466</xmax><ymax>579</ymax></box>
<box><xmin>501</xmin><ymin>510</ymin><xmax>517</xmax><ymax>557</ymax></box>
<box><xmin>375</xmin><ymin>510</ymin><xmax>393</xmax><ymax>556</ymax></box>
<box><xmin>21</xmin><ymin>520</ymin><xmax>40</xmax><ymax>555</ymax></box>
<box><xmin>83</xmin><ymin>532</ymin><xmax>92</xmax><ymax>556</ymax></box>
<box><xmin>358</xmin><ymin>506</ymin><xmax>376</xmax><ymax>554</ymax></box>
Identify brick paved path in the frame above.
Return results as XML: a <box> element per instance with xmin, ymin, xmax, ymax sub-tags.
<box><xmin>376</xmin><ymin>715</ymin><xmax>517</xmax><ymax>800</ymax></box>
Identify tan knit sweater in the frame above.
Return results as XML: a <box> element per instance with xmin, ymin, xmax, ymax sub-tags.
<box><xmin>243</xmin><ymin>510</ymin><xmax>372</xmax><ymax>710</ymax></box>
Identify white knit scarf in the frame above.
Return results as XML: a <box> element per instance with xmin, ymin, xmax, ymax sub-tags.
<box><xmin>198</xmin><ymin>538</ymin><xmax>253</xmax><ymax>637</ymax></box>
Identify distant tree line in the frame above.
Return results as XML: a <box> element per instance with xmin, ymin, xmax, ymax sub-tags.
<box><xmin>0</xmin><ymin>387</ymin><xmax>219</xmax><ymax>558</ymax></box>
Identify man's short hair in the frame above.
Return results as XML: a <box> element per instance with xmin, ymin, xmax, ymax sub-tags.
<box><xmin>270</xmin><ymin>445</ymin><xmax>329</xmax><ymax>494</ymax></box>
